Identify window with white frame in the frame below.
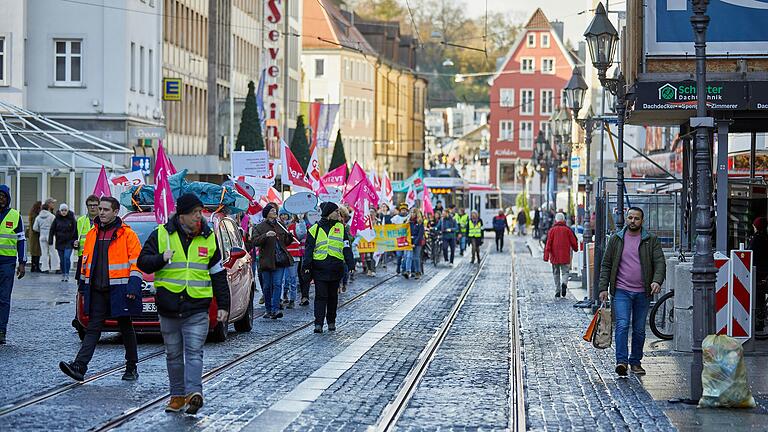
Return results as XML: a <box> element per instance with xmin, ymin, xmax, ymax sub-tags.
<box><xmin>526</xmin><ymin>33</ymin><xmax>536</xmax><ymax>48</ymax></box>
<box><xmin>541</xmin><ymin>33</ymin><xmax>550</xmax><ymax>48</ymax></box>
<box><xmin>139</xmin><ymin>46</ymin><xmax>145</xmax><ymax>93</ymax></box>
<box><xmin>499</xmin><ymin>88</ymin><xmax>514</xmax><ymax>107</ymax></box>
<box><xmin>521</xmin><ymin>57</ymin><xmax>534</xmax><ymax>73</ymax></box>
<box><xmin>499</xmin><ymin>120</ymin><xmax>514</xmax><ymax>141</ymax></box>
<box><xmin>0</xmin><ymin>37</ymin><xmax>5</xmax><ymax>85</ymax></box>
<box><xmin>130</xmin><ymin>43</ymin><xmax>136</xmax><ymax>91</ymax></box>
<box><xmin>541</xmin><ymin>57</ymin><xmax>555</xmax><ymax>74</ymax></box>
<box><xmin>343</xmin><ymin>59</ymin><xmax>349</xmax><ymax>80</ymax></box>
<box><xmin>540</xmin><ymin>89</ymin><xmax>554</xmax><ymax>115</ymax></box>
<box><xmin>54</xmin><ymin>39</ymin><xmax>82</xmax><ymax>85</ymax></box>
<box><xmin>520</xmin><ymin>89</ymin><xmax>534</xmax><ymax>115</ymax></box>
<box><xmin>315</xmin><ymin>59</ymin><xmax>324</xmax><ymax>77</ymax></box>
<box><xmin>519</xmin><ymin>121</ymin><xmax>534</xmax><ymax>150</ymax></box>
<box><xmin>541</xmin><ymin>121</ymin><xmax>552</xmax><ymax>141</ymax></box>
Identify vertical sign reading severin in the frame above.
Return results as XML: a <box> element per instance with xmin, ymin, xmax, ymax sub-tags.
<box><xmin>264</xmin><ymin>0</ymin><xmax>283</xmax><ymax>157</ymax></box>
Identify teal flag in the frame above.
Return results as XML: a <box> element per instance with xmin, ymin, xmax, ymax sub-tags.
<box><xmin>391</xmin><ymin>168</ymin><xmax>424</xmax><ymax>193</ymax></box>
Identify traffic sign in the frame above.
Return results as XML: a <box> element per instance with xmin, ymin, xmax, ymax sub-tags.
<box><xmin>163</xmin><ymin>78</ymin><xmax>182</xmax><ymax>101</ymax></box>
<box><xmin>131</xmin><ymin>156</ymin><xmax>151</xmax><ymax>176</ymax></box>
<box><xmin>570</xmin><ymin>156</ymin><xmax>581</xmax><ymax>170</ymax></box>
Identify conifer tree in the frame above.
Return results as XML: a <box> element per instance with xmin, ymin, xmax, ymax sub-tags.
<box><xmin>329</xmin><ymin>130</ymin><xmax>347</xmax><ymax>171</ymax></box>
<box><xmin>235</xmin><ymin>81</ymin><xmax>264</xmax><ymax>151</ymax></box>
<box><xmin>290</xmin><ymin>115</ymin><xmax>311</xmax><ymax>171</ymax></box>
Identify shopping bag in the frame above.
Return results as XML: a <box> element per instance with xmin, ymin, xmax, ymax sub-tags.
<box><xmin>583</xmin><ymin>309</ymin><xmax>600</xmax><ymax>342</ymax></box>
<box><xmin>592</xmin><ymin>305</ymin><xmax>612</xmax><ymax>349</ymax></box>
<box><xmin>698</xmin><ymin>334</ymin><xmax>756</xmax><ymax>408</ymax></box>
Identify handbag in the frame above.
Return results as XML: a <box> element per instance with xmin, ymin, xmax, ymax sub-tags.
<box><xmin>274</xmin><ymin>243</ymin><xmax>292</xmax><ymax>267</ymax></box>
<box><xmin>592</xmin><ymin>303</ymin><xmax>612</xmax><ymax>349</ymax></box>
<box><xmin>583</xmin><ymin>309</ymin><xmax>600</xmax><ymax>342</ymax></box>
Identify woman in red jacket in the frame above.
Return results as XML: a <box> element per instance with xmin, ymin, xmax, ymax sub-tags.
<box><xmin>543</xmin><ymin>213</ymin><xmax>578</xmax><ymax>299</ymax></box>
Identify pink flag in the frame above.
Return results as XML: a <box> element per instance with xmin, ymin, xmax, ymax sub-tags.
<box><xmin>157</xmin><ymin>141</ymin><xmax>177</xmax><ymax>175</ymax></box>
<box><xmin>345</xmin><ymin>162</ymin><xmax>366</xmax><ymax>195</ymax></box>
<box><xmin>281</xmin><ymin>139</ymin><xmax>313</xmax><ymax>190</ymax></box>
<box><xmin>316</xmin><ymin>177</ymin><xmax>329</xmax><ymax>195</ymax></box>
<box><xmin>154</xmin><ymin>144</ymin><xmax>176</xmax><ymax>225</ymax></box>
<box><xmin>322</xmin><ymin>164</ymin><xmax>347</xmax><ymax>187</ymax></box>
<box><xmin>422</xmin><ymin>185</ymin><xmax>434</xmax><ymax>215</ymax></box>
<box><xmin>93</xmin><ymin>166</ymin><xmax>112</xmax><ymax>197</ymax></box>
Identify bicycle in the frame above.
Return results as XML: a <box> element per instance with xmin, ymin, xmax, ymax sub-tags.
<box><xmin>429</xmin><ymin>228</ymin><xmax>443</xmax><ymax>267</ymax></box>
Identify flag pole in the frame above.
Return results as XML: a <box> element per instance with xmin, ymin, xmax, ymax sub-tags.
<box><xmin>162</xmin><ymin>188</ymin><xmax>172</xmax><ymax>264</ymax></box>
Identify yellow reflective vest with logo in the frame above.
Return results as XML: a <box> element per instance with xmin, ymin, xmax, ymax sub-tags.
<box><xmin>454</xmin><ymin>213</ymin><xmax>469</xmax><ymax>230</ymax></box>
<box><xmin>308</xmin><ymin>222</ymin><xmax>345</xmax><ymax>261</ymax></box>
<box><xmin>468</xmin><ymin>220</ymin><xmax>483</xmax><ymax>238</ymax></box>
<box><xmin>0</xmin><ymin>208</ymin><xmax>20</xmax><ymax>257</ymax></box>
<box><xmin>155</xmin><ymin>225</ymin><xmax>217</xmax><ymax>299</ymax></box>
<box><xmin>76</xmin><ymin>215</ymin><xmax>93</xmax><ymax>257</ymax></box>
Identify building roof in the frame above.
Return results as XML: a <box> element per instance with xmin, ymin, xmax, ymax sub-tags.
<box><xmin>302</xmin><ymin>0</ymin><xmax>376</xmax><ymax>55</ymax></box>
<box><xmin>524</xmin><ymin>8</ymin><xmax>552</xmax><ymax>30</ymax></box>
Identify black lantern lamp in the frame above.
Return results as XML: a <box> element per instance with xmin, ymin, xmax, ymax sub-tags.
<box><xmin>584</xmin><ymin>2</ymin><xmax>619</xmax><ymax>83</ymax></box>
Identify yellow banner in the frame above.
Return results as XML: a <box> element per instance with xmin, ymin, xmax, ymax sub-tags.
<box><xmin>358</xmin><ymin>223</ymin><xmax>412</xmax><ymax>253</ymax></box>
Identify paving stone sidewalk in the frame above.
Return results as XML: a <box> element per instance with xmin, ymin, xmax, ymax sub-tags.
<box><xmin>513</xmin><ymin>239</ymin><xmax>676</xmax><ymax>431</ymax></box>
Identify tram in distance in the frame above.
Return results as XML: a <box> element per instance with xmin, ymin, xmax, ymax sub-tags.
<box><xmin>424</xmin><ymin>170</ymin><xmax>502</xmax><ymax>228</ymax></box>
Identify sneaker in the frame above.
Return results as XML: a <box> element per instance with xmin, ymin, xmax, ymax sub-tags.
<box><xmin>121</xmin><ymin>363</ymin><xmax>139</xmax><ymax>381</ymax></box>
<box><xmin>555</xmin><ymin>292</ymin><xmax>561</xmax><ymax>298</ymax></box>
<box><xmin>327</xmin><ymin>323</ymin><xmax>336</xmax><ymax>331</ymax></box>
<box><xmin>414</xmin><ymin>273</ymin><xmax>421</xmax><ymax>280</ymax></box>
<box><xmin>59</xmin><ymin>361</ymin><xmax>86</xmax><ymax>382</ymax></box>
<box><xmin>0</xmin><ymin>331</ymin><xmax>5</xmax><ymax>344</ymax></box>
<box><xmin>258</xmin><ymin>295</ymin><xmax>265</xmax><ymax>305</ymax></box>
<box><xmin>273</xmin><ymin>311</ymin><xmax>283</xmax><ymax>319</ymax></box>
<box><xmin>370</xmin><ymin>271</ymin><xmax>377</xmax><ymax>277</ymax></box>
<box><xmin>561</xmin><ymin>283</ymin><xmax>567</xmax><ymax>297</ymax></box>
<box><xmin>314</xmin><ymin>324</ymin><xmax>323</xmax><ymax>334</ymax></box>
<box><xmin>263</xmin><ymin>312</ymin><xmax>273</xmax><ymax>319</ymax></box>
<box><xmin>630</xmin><ymin>364</ymin><xmax>646</xmax><ymax>375</ymax></box>
<box><xmin>61</xmin><ymin>277</ymin><xmax>66</xmax><ymax>282</ymax></box>
<box><xmin>185</xmin><ymin>392</ymin><xmax>204</xmax><ymax>414</ymax></box>
<box><xmin>615</xmin><ymin>363</ymin><xmax>628</xmax><ymax>377</ymax></box>
<box><xmin>403</xmin><ymin>272</ymin><xmax>410</xmax><ymax>279</ymax></box>
<box><xmin>165</xmin><ymin>396</ymin><xmax>187</xmax><ymax>413</ymax></box>
<box><xmin>300</xmin><ymin>298</ymin><xmax>309</xmax><ymax>306</ymax></box>
<box><xmin>341</xmin><ymin>284</ymin><xmax>347</xmax><ymax>293</ymax></box>
<box><xmin>287</xmin><ymin>301</ymin><xmax>295</xmax><ymax>309</ymax></box>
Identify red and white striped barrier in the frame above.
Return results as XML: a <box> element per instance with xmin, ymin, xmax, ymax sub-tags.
<box><xmin>729</xmin><ymin>249</ymin><xmax>753</xmax><ymax>342</ymax></box>
<box><xmin>714</xmin><ymin>253</ymin><xmax>729</xmax><ymax>336</ymax></box>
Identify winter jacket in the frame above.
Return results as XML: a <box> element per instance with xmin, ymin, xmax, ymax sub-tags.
<box><xmin>33</xmin><ymin>209</ymin><xmax>55</xmax><ymax>242</ymax></box>
<box><xmin>543</xmin><ymin>221</ymin><xmax>578</xmax><ymax>265</ymax></box>
<box><xmin>27</xmin><ymin>213</ymin><xmax>41</xmax><ymax>256</ymax></box>
<box><xmin>302</xmin><ymin>217</ymin><xmax>355</xmax><ymax>282</ymax></box>
<box><xmin>49</xmin><ymin>211</ymin><xmax>77</xmax><ymax>251</ymax></box>
<box><xmin>493</xmin><ymin>215</ymin><xmax>509</xmax><ymax>232</ymax></box>
<box><xmin>286</xmin><ymin>222</ymin><xmax>306</xmax><ymax>258</ymax></box>
<box><xmin>436</xmin><ymin>217</ymin><xmax>459</xmax><ymax>240</ymax></box>
<box><xmin>749</xmin><ymin>232</ymin><xmax>768</xmax><ymax>280</ymax></box>
<box><xmin>137</xmin><ymin>214</ymin><xmax>231</xmax><ymax>318</ymax></box>
<box><xmin>598</xmin><ymin>226</ymin><xmax>666</xmax><ymax>297</ymax></box>
<box><xmin>250</xmin><ymin>219</ymin><xmax>293</xmax><ymax>272</ymax></box>
<box><xmin>410</xmin><ymin>219</ymin><xmax>425</xmax><ymax>246</ymax></box>
<box><xmin>517</xmin><ymin>211</ymin><xmax>527</xmax><ymax>225</ymax></box>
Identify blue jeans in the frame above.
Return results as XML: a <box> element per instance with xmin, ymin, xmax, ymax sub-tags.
<box><xmin>396</xmin><ymin>251</ymin><xmax>404</xmax><ymax>273</ymax></box>
<box><xmin>262</xmin><ymin>267</ymin><xmax>286</xmax><ymax>314</ymax></box>
<box><xmin>404</xmin><ymin>245</ymin><xmax>422</xmax><ymax>274</ymax></box>
<box><xmin>282</xmin><ymin>263</ymin><xmax>298</xmax><ymax>302</ymax></box>
<box><xmin>0</xmin><ymin>262</ymin><xmax>16</xmax><ymax>333</ymax></box>
<box><xmin>459</xmin><ymin>235</ymin><xmax>467</xmax><ymax>254</ymax></box>
<box><xmin>160</xmin><ymin>312</ymin><xmax>209</xmax><ymax>396</ymax></box>
<box><xmin>58</xmin><ymin>248</ymin><xmax>72</xmax><ymax>277</ymax></box>
<box><xmin>614</xmin><ymin>289</ymin><xmax>651</xmax><ymax>366</ymax></box>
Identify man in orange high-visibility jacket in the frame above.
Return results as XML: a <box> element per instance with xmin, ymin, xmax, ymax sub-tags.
<box><xmin>59</xmin><ymin>196</ymin><xmax>143</xmax><ymax>382</ymax></box>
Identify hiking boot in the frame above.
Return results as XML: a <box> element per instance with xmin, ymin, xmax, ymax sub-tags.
<box><xmin>327</xmin><ymin>322</ymin><xmax>336</xmax><ymax>331</ymax></box>
<box><xmin>615</xmin><ymin>363</ymin><xmax>628</xmax><ymax>377</ymax></box>
<box><xmin>272</xmin><ymin>311</ymin><xmax>283</xmax><ymax>319</ymax></box>
<box><xmin>165</xmin><ymin>396</ymin><xmax>187</xmax><ymax>413</ymax></box>
<box><xmin>630</xmin><ymin>364</ymin><xmax>646</xmax><ymax>375</ymax></box>
<box><xmin>121</xmin><ymin>363</ymin><xmax>139</xmax><ymax>381</ymax></box>
<box><xmin>314</xmin><ymin>324</ymin><xmax>323</xmax><ymax>334</ymax></box>
<box><xmin>561</xmin><ymin>283</ymin><xmax>567</xmax><ymax>297</ymax></box>
<box><xmin>185</xmin><ymin>392</ymin><xmax>204</xmax><ymax>414</ymax></box>
<box><xmin>59</xmin><ymin>361</ymin><xmax>86</xmax><ymax>382</ymax></box>
<box><xmin>287</xmin><ymin>301</ymin><xmax>295</xmax><ymax>309</ymax></box>
<box><xmin>300</xmin><ymin>298</ymin><xmax>309</xmax><ymax>306</ymax></box>
<box><xmin>0</xmin><ymin>331</ymin><xmax>5</xmax><ymax>345</ymax></box>
<box><xmin>258</xmin><ymin>295</ymin><xmax>265</xmax><ymax>305</ymax></box>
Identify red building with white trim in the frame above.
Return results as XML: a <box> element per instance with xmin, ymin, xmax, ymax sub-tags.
<box><xmin>489</xmin><ymin>9</ymin><xmax>575</xmax><ymax>200</ymax></box>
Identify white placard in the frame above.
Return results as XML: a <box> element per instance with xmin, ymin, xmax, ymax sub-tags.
<box><xmin>110</xmin><ymin>171</ymin><xmax>145</xmax><ymax>187</ymax></box>
<box><xmin>318</xmin><ymin>186</ymin><xmax>343</xmax><ymax>204</ymax></box>
<box><xmin>232</xmin><ymin>151</ymin><xmax>269</xmax><ymax>178</ymax></box>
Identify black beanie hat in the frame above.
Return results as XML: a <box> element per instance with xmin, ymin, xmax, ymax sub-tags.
<box><xmin>176</xmin><ymin>193</ymin><xmax>204</xmax><ymax>215</ymax></box>
<box><xmin>320</xmin><ymin>202</ymin><xmax>339</xmax><ymax>218</ymax></box>
<box><xmin>262</xmin><ymin>203</ymin><xmax>276</xmax><ymax>218</ymax></box>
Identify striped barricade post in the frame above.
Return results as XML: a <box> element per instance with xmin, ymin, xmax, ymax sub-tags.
<box><xmin>729</xmin><ymin>248</ymin><xmax>753</xmax><ymax>343</ymax></box>
<box><xmin>714</xmin><ymin>252</ymin><xmax>729</xmax><ymax>335</ymax></box>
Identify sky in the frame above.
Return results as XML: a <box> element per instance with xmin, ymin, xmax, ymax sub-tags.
<box><xmin>458</xmin><ymin>0</ymin><xmax>595</xmax><ymax>47</ymax></box>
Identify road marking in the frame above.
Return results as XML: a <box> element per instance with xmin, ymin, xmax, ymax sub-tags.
<box><xmin>242</xmin><ymin>265</ymin><xmax>455</xmax><ymax>431</ymax></box>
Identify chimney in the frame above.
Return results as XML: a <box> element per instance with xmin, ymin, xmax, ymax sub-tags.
<box><xmin>550</xmin><ymin>20</ymin><xmax>564</xmax><ymax>42</ymax></box>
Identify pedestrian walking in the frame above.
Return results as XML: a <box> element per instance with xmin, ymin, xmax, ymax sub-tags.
<box><xmin>532</xmin><ymin>208</ymin><xmax>541</xmax><ymax>239</ymax></box>
<box><xmin>136</xmin><ymin>193</ymin><xmax>230</xmax><ymax>414</ymax></box>
<box><xmin>27</xmin><ymin>201</ymin><xmax>42</xmax><ymax>273</ymax></box>
<box><xmin>516</xmin><ymin>208</ymin><xmax>527</xmax><ymax>236</ymax></box>
<box><xmin>75</xmin><ymin>195</ymin><xmax>100</xmax><ymax>284</ymax></box>
<box><xmin>280</xmin><ymin>210</ymin><xmax>305</xmax><ymax>309</ymax></box>
<box><xmin>392</xmin><ymin>204</ymin><xmax>410</xmax><ymax>274</ymax></box>
<box><xmin>598</xmin><ymin>207</ymin><xmax>666</xmax><ymax>377</ymax></box>
<box><xmin>543</xmin><ymin>213</ymin><xmax>578</xmax><ymax>298</ymax></box>
<box><xmin>0</xmin><ymin>185</ymin><xmax>26</xmax><ymax>345</ymax></box>
<box><xmin>338</xmin><ymin>206</ymin><xmax>353</xmax><ymax>293</ymax></box>
<box><xmin>33</xmin><ymin>198</ymin><xmax>58</xmax><ymax>273</ymax></box>
<box><xmin>298</xmin><ymin>214</ymin><xmax>312</xmax><ymax>306</ymax></box>
<box><xmin>303</xmin><ymin>202</ymin><xmax>354</xmax><ymax>333</ymax></box>
<box><xmin>59</xmin><ymin>197</ymin><xmax>141</xmax><ymax>382</ymax></box>
<box><xmin>467</xmin><ymin>211</ymin><xmax>483</xmax><ymax>264</ymax></box>
<box><xmin>403</xmin><ymin>209</ymin><xmax>425</xmax><ymax>278</ymax></box>
<box><xmin>437</xmin><ymin>211</ymin><xmax>458</xmax><ymax>265</ymax></box>
<box><xmin>454</xmin><ymin>207</ymin><xmax>469</xmax><ymax>256</ymax></box>
<box><xmin>251</xmin><ymin>203</ymin><xmax>293</xmax><ymax>319</ymax></box>
<box><xmin>493</xmin><ymin>210</ymin><xmax>511</xmax><ymax>252</ymax></box>
<box><xmin>49</xmin><ymin>203</ymin><xmax>77</xmax><ymax>282</ymax></box>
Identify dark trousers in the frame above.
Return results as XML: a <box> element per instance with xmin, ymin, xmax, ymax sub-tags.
<box><xmin>314</xmin><ymin>278</ymin><xmax>340</xmax><ymax>326</ymax></box>
<box><xmin>298</xmin><ymin>258</ymin><xmax>311</xmax><ymax>299</ymax></box>
<box><xmin>31</xmin><ymin>256</ymin><xmax>41</xmax><ymax>272</ymax></box>
<box><xmin>495</xmin><ymin>230</ymin><xmax>505</xmax><ymax>252</ymax></box>
<box><xmin>442</xmin><ymin>237</ymin><xmax>456</xmax><ymax>264</ymax></box>
<box><xmin>470</xmin><ymin>237</ymin><xmax>482</xmax><ymax>262</ymax></box>
<box><xmin>74</xmin><ymin>289</ymin><xmax>138</xmax><ymax>369</ymax></box>
<box><xmin>0</xmin><ymin>263</ymin><xmax>16</xmax><ymax>333</ymax></box>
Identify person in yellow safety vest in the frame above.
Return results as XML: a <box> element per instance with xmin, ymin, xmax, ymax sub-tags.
<box><xmin>59</xmin><ymin>196</ymin><xmax>142</xmax><ymax>383</ymax></box>
<box><xmin>467</xmin><ymin>210</ymin><xmax>484</xmax><ymax>264</ymax></box>
<box><xmin>137</xmin><ymin>193</ymin><xmax>230</xmax><ymax>415</ymax></box>
<box><xmin>302</xmin><ymin>202</ymin><xmax>354</xmax><ymax>334</ymax></box>
<box><xmin>0</xmin><ymin>184</ymin><xmax>26</xmax><ymax>345</ymax></box>
<box><xmin>454</xmin><ymin>207</ymin><xmax>469</xmax><ymax>256</ymax></box>
<box><xmin>74</xmin><ymin>194</ymin><xmax>100</xmax><ymax>285</ymax></box>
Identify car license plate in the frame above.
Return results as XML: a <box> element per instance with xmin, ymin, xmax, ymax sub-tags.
<box><xmin>142</xmin><ymin>302</ymin><xmax>157</xmax><ymax>313</ymax></box>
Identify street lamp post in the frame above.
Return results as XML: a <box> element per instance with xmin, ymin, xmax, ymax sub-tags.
<box><xmin>690</xmin><ymin>0</ymin><xmax>715</xmax><ymax>401</ymax></box>
<box><xmin>584</xmin><ymin>2</ymin><xmax>626</xmax><ymax>230</ymax></box>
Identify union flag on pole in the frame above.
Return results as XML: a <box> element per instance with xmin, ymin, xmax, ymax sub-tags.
<box><xmin>305</xmin><ymin>146</ymin><xmax>322</xmax><ymax>192</ymax></box>
<box><xmin>405</xmin><ymin>183</ymin><xmax>417</xmax><ymax>209</ymax></box>
<box><xmin>92</xmin><ymin>166</ymin><xmax>112</xmax><ymax>198</ymax></box>
<box><xmin>280</xmin><ymin>139</ymin><xmax>313</xmax><ymax>190</ymax></box>
<box><xmin>322</xmin><ymin>164</ymin><xmax>347</xmax><ymax>187</ymax></box>
<box><xmin>154</xmin><ymin>143</ymin><xmax>176</xmax><ymax>224</ymax></box>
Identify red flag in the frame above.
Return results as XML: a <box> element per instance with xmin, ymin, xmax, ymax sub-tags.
<box><xmin>305</xmin><ymin>146</ymin><xmax>322</xmax><ymax>191</ymax></box>
<box><xmin>93</xmin><ymin>166</ymin><xmax>112</xmax><ymax>198</ymax></box>
<box><xmin>154</xmin><ymin>143</ymin><xmax>176</xmax><ymax>224</ymax></box>
<box><xmin>322</xmin><ymin>164</ymin><xmax>347</xmax><ymax>187</ymax></box>
<box><xmin>405</xmin><ymin>183</ymin><xmax>417</xmax><ymax>209</ymax></box>
<box><xmin>309</xmin><ymin>102</ymin><xmax>322</xmax><ymax>153</ymax></box>
<box><xmin>281</xmin><ymin>139</ymin><xmax>313</xmax><ymax>190</ymax></box>
<box><xmin>233</xmin><ymin>179</ymin><xmax>263</xmax><ymax>215</ymax></box>
<box><xmin>382</xmin><ymin>170</ymin><xmax>394</xmax><ymax>205</ymax></box>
